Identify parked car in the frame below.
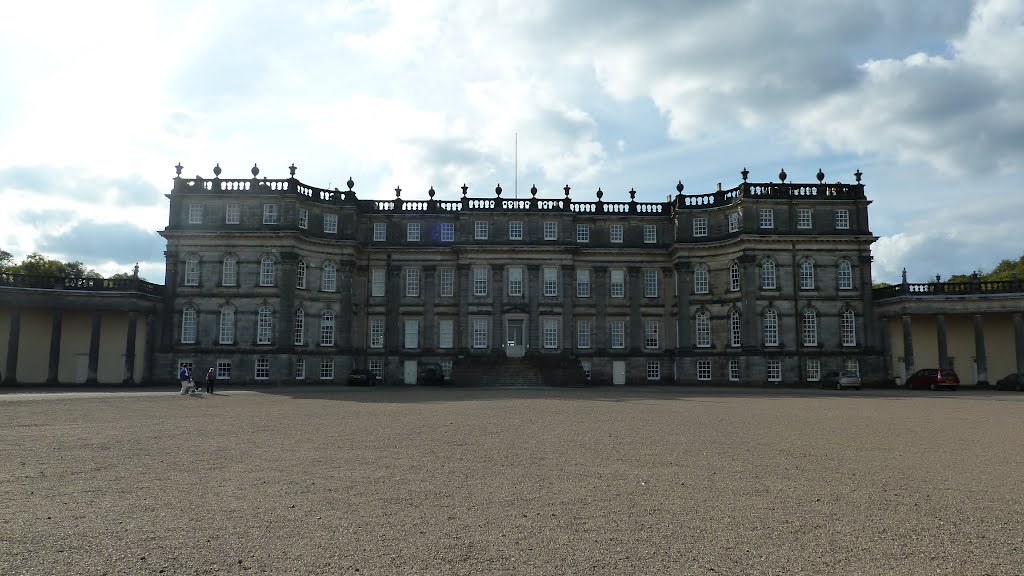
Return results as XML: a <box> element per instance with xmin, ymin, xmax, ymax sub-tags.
<box><xmin>821</xmin><ymin>370</ymin><xmax>862</xmax><ymax>390</ymax></box>
<box><xmin>995</xmin><ymin>373</ymin><xmax>1023</xmax><ymax>391</ymax></box>
<box><xmin>347</xmin><ymin>368</ymin><xmax>379</xmax><ymax>386</ymax></box>
<box><xmin>418</xmin><ymin>362</ymin><xmax>446</xmax><ymax>386</ymax></box>
<box><xmin>904</xmin><ymin>368</ymin><xmax>959</xmax><ymax>391</ymax></box>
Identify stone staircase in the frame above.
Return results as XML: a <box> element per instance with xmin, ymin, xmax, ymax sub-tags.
<box><xmin>452</xmin><ymin>355</ymin><xmax>588</xmax><ymax>387</ymax></box>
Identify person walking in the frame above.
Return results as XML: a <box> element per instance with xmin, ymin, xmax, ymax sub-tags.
<box><xmin>205</xmin><ymin>367</ymin><xmax>215</xmax><ymax>394</ymax></box>
<box><xmin>178</xmin><ymin>365</ymin><xmax>191</xmax><ymax>395</ymax></box>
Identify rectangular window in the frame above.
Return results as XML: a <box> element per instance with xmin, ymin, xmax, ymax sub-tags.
<box><xmin>439</xmin><ymin>267</ymin><xmax>454</xmax><ymax>297</ymax></box>
<box><xmin>369</xmin><ymin>318</ymin><xmax>384</xmax><ymax>348</ymax></box>
<box><xmin>216</xmin><ymin>360</ymin><xmax>231</xmax><ymax>380</ymax></box>
<box><xmin>472</xmin><ymin>318</ymin><xmax>488</xmax><ymax>349</ymax></box>
<box><xmin>404</xmin><ymin>319</ymin><xmax>419</xmax><ymax>349</ymax></box>
<box><xmin>263</xmin><ymin>204</ymin><xmax>279</xmax><ymax>224</ymax></box>
<box><xmin>440</xmin><ymin>360</ymin><xmax>453</xmax><ymax>380</ymax></box>
<box><xmin>577</xmin><ymin>320</ymin><xmax>591</xmax><ymax>349</ymax></box>
<box><xmin>610</xmin><ymin>269</ymin><xmax>625</xmax><ymax>298</ymax></box>
<box><xmin>835</xmin><ymin>209</ymin><xmax>850</xmax><ymax>229</ymax></box>
<box><xmin>646</xmin><ymin>361</ymin><xmax>661</xmax><ymax>380</ymax></box>
<box><xmin>577</xmin><ymin>224</ymin><xmax>590</xmax><ymax>242</ymax></box>
<box><xmin>643</xmin><ymin>225</ymin><xmax>657</xmax><ymax>243</ymax></box>
<box><xmin>610</xmin><ymin>320</ymin><xmax>625</xmax><ymax>349</ymax></box>
<box><xmin>543</xmin><ymin>267</ymin><xmax>558</xmax><ymax>297</ymax></box>
<box><xmin>295</xmin><ymin>358</ymin><xmax>305</xmax><ymax>380</ymax></box>
<box><xmin>806</xmin><ymin>359</ymin><xmax>821</xmax><ymax>382</ymax></box>
<box><xmin>368</xmin><ymin>359</ymin><xmax>383</xmax><ymax>380</ymax></box>
<box><xmin>576</xmin><ymin>269</ymin><xmax>590</xmax><ymax>298</ymax></box>
<box><xmin>797</xmin><ymin>208</ymin><xmax>812</xmax><ymax>229</ymax></box>
<box><xmin>255</xmin><ymin>357</ymin><xmax>269</xmax><ymax>380</ymax></box>
<box><xmin>473</xmin><ymin>266</ymin><xmax>488</xmax><ymax>296</ymax></box>
<box><xmin>543</xmin><ymin>318</ymin><xmax>559</xmax><ymax>349</ymax></box>
<box><xmin>320</xmin><ymin>313</ymin><xmax>334</xmax><ymax>346</ymax></box>
<box><xmin>697</xmin><ymin>360</ymin><xmax>711</xmax><ymax>381</ymax></box>
<box><xmin>219</xmin><ymin>308</ymin><xmax>234</xmax><ymax>344</ymax></box>
<box><xmin>581</xmin><ymin>360</ymin><xmax>592</xmax><ymax>381</ymax></box>
<box><xmin>439</xmin><ymin>319</ymin><xmax>454</xmax><ymax>349</ymax></box>
<box><xmin>643</xmin><ymin>269</ymin><xmax>658</xmax><ymax>298</ymax></box>
<box><xmin>508</xmin><ymin>267</ymin><xmax>524</xmax><ymax>297</ymax></box>
<box><xmin>373</xmin><ymin>222</ymin><xmax>387</xmax><ymax>241</ymax></box>
<box><xmin>544</xmin><ymin>221</ymin><xmax>558</xmax><ymax>240</ymax></box>
<box><xmin>405</xmin><ymin>267</ymin><xmax>420</xmax><ymax>297</ymax></box>
<box><xmin>320</xmin><ymin>359</ymin><xmax>334</xmax><ymax>381</ymax></box>
<box><xmin>730</xmin><ymin>264</ymin><xmax>740</xmax><ymax>292</ymax></box>
<box><xmin>509</xmin><ymin>221</ymin><xmax>523</xmax><ymax>240</ymax></box>
<box><xmin>730</xmin><ymin>313</ymin><xmax>742</xmax><ymax>348</ymax></box>
<box><xmin>259</xmin><ymin>259</ymin><xmax>274</xmax><ymax>287</ymax></box>
<box><xmin>407</xmin><ymin>222</ymin><xmax>420</xmax><ymax>241</ymax></box>
<box><xmin>644</xmin><ymin>320</ymin><xmax>660</xmax><ymax>349</ymax></box>
<box><xmin>474</xmin><ymin>221</ymin><xmax>489</xmax><ymax>240</ymax></box>
<box><xmin>610</xmin><ymin>224</ymin><xmax>624</xmax><ymax>243</ymax></box>
<box><xmin>728</xmin><ymin>359</ymin><xmax>740</xmax><ymax>382</ymax></box>
<box><xmin>728</xmin><ymin>212</ymin><xmax>740</xmax><ymax>233</ymax></box>
<box><xmin>371</xmin><ymin>267</ymin><xmax>386</xmax><ymax>297</ymax></box>
<box><xmin>225</xmin><ymin>203</ymin><xmax>240</xmax><ymax>225</ymax></box>
<box><xmin>842</xmin><ymin>312</ymin><xmax>857</xmax><ymax>346</ymax></box>
<box><xmin>188</xmin><ymin>203</ymin><xmax>203</xmax><ymax>224</ymax></box>
<box><xmin>767</xmin><ymin>359</ymin><xmax>782</xmax><ymax>382</ymax></box>
<box><xmin>324</xmin><ymin>214</ymin><xmax>338</xmax><ymax>234</ymax></box>
<box><xmin>759</xmin><ymin>208</ymin><xmax>774</xmax><ymax>229</ymax></box>
<box><xmin>440</xmin><ymin>222</ymin><xmax>455</xmax><ymax>242</ymax></box>
<box><xmin>294</xmin><ymin>311</ymin><xmax>305</xmax><ymax>345</ymax></box>
<box><xmin>298</xmin><ymin>208</ymin><xmax>308</xmax><ymax>229</ymax></box>
<box><xmin>803</xmin><ymin>313</ymin><xmax>818</xmax><ymax>346</ymax></box>
<box><xmin>845</xmin><ymin>359</ymin><xmax>860</xmax><ymax>376</ymax></box>
<box><xmin>692</xmin><ymin>217</ymin><xmax>707</xmax><ymax>237</ymax></box>
<box><xmin>184</xmin><ymin>257</ymin><xmax>199</xmax><ymax>286</ymax></box>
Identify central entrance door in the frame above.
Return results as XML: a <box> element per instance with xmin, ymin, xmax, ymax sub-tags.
<box><xmin>506</xmin><ymin>319</ymin><xmax>525</xmax><ymax>358</ymax></box>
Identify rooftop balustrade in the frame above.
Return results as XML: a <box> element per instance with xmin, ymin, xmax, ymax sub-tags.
<box><xmin>0</xmin><ymin>273</ymin><xmax>162</xmax><ymax>295</ymax></box>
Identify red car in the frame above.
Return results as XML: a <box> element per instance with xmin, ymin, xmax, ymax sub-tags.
<box><xmin>904</xmin><ymin>369</ymin><xmax>960</xmax><ymax>391</ymax></box>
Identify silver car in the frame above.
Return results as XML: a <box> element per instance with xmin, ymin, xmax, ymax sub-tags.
<box><xmin>821</xmin><ymin>370</ymin><xmax>862</xmax><ymax>390</ymax></box>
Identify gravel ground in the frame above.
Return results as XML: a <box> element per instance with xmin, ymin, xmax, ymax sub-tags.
<box><xmin>1</xmin><ymin>386</ymin><xmax>1023</xmax><ymax>575</ymax></box>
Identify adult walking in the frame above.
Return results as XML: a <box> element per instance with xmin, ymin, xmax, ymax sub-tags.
<box><xmin>205</xmin><ymin>367</ymin><xmax>215</xmax><ymax>394</ymax></box>
<box><xmin>178</xmin><ymin>365</ymin><xmax>191</xmax><ymax>395</ymax></box>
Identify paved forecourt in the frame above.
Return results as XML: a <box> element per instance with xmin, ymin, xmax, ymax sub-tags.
<box><xmin>2</xmin><ymin>386</ymin><xmax>1022</xmax><ymax>575</ymax></box>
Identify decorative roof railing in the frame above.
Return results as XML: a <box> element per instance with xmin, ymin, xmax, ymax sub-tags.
<box><xmin>0</xmin><ymin>273</ymin><xmax>162</xmax><ymax>295</ymax></box>
<box><xmin>874</xmin><ymin>278</ymin><xmax>1024</xmax><ymax>300</ymax></box>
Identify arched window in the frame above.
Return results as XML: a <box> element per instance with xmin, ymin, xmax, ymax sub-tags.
<box><xmin>181</xmin><ymin>304</ymin><xmax>197</xmax><ymax>343</ymax></box>
<box><xmin>693</xmin><ymin>264</ymin><xmax>709</xmax><ymax>294</ymax></box>
<box><xmin>257</xmin><ymin>306</ymin><xmax>273</xmax><ymax>344</ymax></box>
<box><xmin>259</xmin><ymin>256</ymin><xmax>275</xmax><ymax>287</ymax></box>
<box><xmin>729</xmin><ymin>262</ymin><xmax>740</xmax><ymax>292</ymax></box>
<box><xmin>219</xmin><ymin>305</ymin><xmax>235</xmax><ymax>344</ymax></box>
<box><xmin>761</xmin><ymin>259</ymin><xmax>776</xmax><ymax>290</ymax></box>
<box><xmin>695</xmin><ymin>309</ymin><xmax>711</xmax><ymax>348</ymax></box>
<box><xmin>322</xmin><ymin>262</ymin><xmax>337</xmax><ymax>292</ymax></box>
<box><xmin>841</xmin><ymin>309</ymin><xmax>857</xmax><ymax>346</ymax></box>
<box><xmin>799</xmin><ymin>259</ymin><xmax>815</xmax><ymax>290</ymax></box>
<box><xmin>729</xmin><ymin>310</ymin><xmax>742</xmax><ymax>348</ymax></box>
<box><xmin>763</xmin><ymin>308</ymin><xmax>779</xmax><ymax>346</ymax></box>
<box><xmin>184</xmin><ymin>254</ymin><xmax>200</xmax><ymax>286</ymax></box>
<box><xmin>802</xmin><ymin>308</ymin><xmax>818</xmax><ymax>346</ymax></box>
<box><xmin>837</xmin><ymin>260</ymin><xmax>853</xmax><ymax>290</ymax></box>
<box><xmin>320</xmin><ymin>311</ymin><xmax>335</xmax><ymax>346</ymax></box>
<box><xmin>222</xmin><ymin>255</ymin><xmax>238</xmax><ymax>286</ymax></box>
<box><xmin>294</xmin><ymin>309</ymin><xmax>305</xmax><ymax>345</ymax></box>
<box><xmin>296</xmin><ymin>259</ymin><xmax>306</xmax><ymax>290</ymax></box>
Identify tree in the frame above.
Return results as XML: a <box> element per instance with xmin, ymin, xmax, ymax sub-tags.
<box><xmin>0</xmin><ymin>249</ymin><xmax>13</xmax><ymax>273</ymax></box>
<box><xmin>9</xmin><ymin>253</ymin><xmax>101</xmax><ymax>278</ymax></box>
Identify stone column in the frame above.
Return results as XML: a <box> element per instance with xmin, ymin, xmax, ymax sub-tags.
<box><xmin>143</xmin><ymin>314</ymin><xmax>155</xmax><ymax>384</ymax></box>
<box><xmin>936</xmin><ymin>314</ymin><xmax>949</xmax><ymax>370</ymax></box>
<box><xmin>858</xmin><ymin>253</ymin><xmax>876</xmax><ymax>348</ymax></box>
<box><xmin>527</xmin><ymin>265</ymin><xmax>540</xmax><ymax>350</ymax></box>
<box><xmin>422</xmin><ymin>265</ymin><xmax>436</xmax><ymax>351</ymax></box>
<box><xmin>593</xmin><ymin>266</ymin><xmax>607</xmax><ymax>350</ymax></box>
<box><xmin>492</xmin><ymin>265</ymin><xmax>504</xmax><ymax>353</ymax></box>
<box><xmin>739</xmin><ymin>254</ymin><xmax>759</xmax><ymax>348</ymax></box>
<box><xmin>674</xmin><ymin>262</ymin><xmax>691</xmax><ymax>349</ymax></box>
<box><xmin>562</xmin><ymin>265</ymin><xmax>574</xmax><ymax>351</ymax></box>
<box><xmin>902</xmin><ymin>314</ymin><xmax>915</xmax><ymax>377</ymax></box>
<box><xmin>973</xmin><ymin>314</ymin><xmax>988</xmax><ymax>385</ymax></box>
<box><xmin>628</xmin><ymin>266</ymin><xmax>642</xmax><ymax>353</ymax></box>
<box><xmin>86</xmin><ymin>311</ymin><xmax>102</xmax><ymax>384</ymax></box>
<box><xmin>878</xmin><ymin>316</ymin><xmax>890</xmax><ymax>380</ymax></box>
<box><xmin>457</xmin><ymin>264</ymin><xmax>470</xmax><ymax>350</ymax></box>
<box><xmin>47</xmin><ymin>309</ymin><xmax>64</xmax><ymax>385</ymax></box>
<box><xmin>1014</xmin><ymin>313</ymin><xmax>1024</xmax><ymax>379</ymax></box>
<box><xmin>661</xmin><ymin>267</ymin><xmax>675</xmax><ymax>350</ymax></box>
<box><xmin>276</xmin><ymin>253</ymin><xmax>298</xmax><ymax>353</ymax></box>
<box><xmin>386</xmin><ymin>259</ymin><xmax>402</xmax><ymax>352</ymax></box>
<box><xmin>4</xmin><ymin>307</ymin><xmax>20</xmax><ymax>384</ymax></box>
<box><xmin>123</xmin><ymin>311</ymin><xmax>138</xmax><ymax>384</ymax></box>
<box><xmin>338</xmin><ymin>262</ymin><xmax>355</xmax><ymax>351</ymax></box>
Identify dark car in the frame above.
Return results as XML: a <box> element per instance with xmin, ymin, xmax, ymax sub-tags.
<box><xmin>418</xmin><ymin>362</ymin><xmax>446</xmax><ymax>386</ymax></box>
<box><xmin>347</xmin><ymin>368</ymin><xmax>379</xmax><ymax>386</ymax></box>
<box><xmin>904</xmin><ymin>368</ymin><xmax>959</xmax><ymax>391</ymax></box>
<box><xmin>995</xmin><ymin>373</ymin><xmax>1023</xmax><ymax>391</ymax></box>
<box><xmin>821</xmin><ymin>370</ymin><xmax>862</xmax><ymax>390</ymax></box>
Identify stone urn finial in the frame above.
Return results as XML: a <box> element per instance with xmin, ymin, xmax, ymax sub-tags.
<box><xmin>596</xmin><ymin>187</ymin><xmax>603</xmax><ymax>200</ymax></box>
<box><xmin>461</xmin><ymin>183</ymin><xmax>468</xmax><ymax>197</ymax></box>
<box><xmin>395</xmin><ymin>186</ymin><xmax>402</xmax><ymax>198</ymax></box>
<box><xmin>778</xmin><ymin>168</ymin><xmax>787</xmax><ymax>182</ymax></box>
<box><xmin>213</xmin><ymin>163</ymin><xmax>222</xmax><ymax>177</ymax></box>
<box><xmin>816</xmin><ymin>168</ymin><xmax>825</xmax><ymax>183</ymax></box>
<box><xmin>563</xmin><ymin>184</ymin><xmax>571</xmax><ymax>198</ymax></box>
<box><xmin>530</xmin><ymin>184</ymin><xmax>537</xmax><ymax>197</ymax></box>
<box><xmin>175</xmin><ymin>163</ymin><xmax>183</xmax><ymax>177</ymax></box>
<box><xmin>854</xmin><ymin>169</ymin><xmax>863</xmax><ymax>183</ymax></box>
<box><xmin>741</xmin><ymin>167</ymin><xmax>749</xmax><ymax>182</ymax></box>
<box><xmin>676</xmin><ymin>180</ymin><xmax>684</xmax><ymax>194</ymax></box>
<box><xmin>288</xmin><ymin>163</ymin><xmax>297</xmax><ymax>177</ymax></box>
<box><xmin>251</xmin><ymin>164</ymin><xmax>260</xmax><ymax>177</ymax></box>
<box><xmin>495</xmin><ymin>184</ymin><xmax>502</xmax><ymax>197</ymax></box>
<box><xmin>629</xmin><ymin>188</ymin><xmax>636</xmax><ymax>201</ymax></box>
<box><xmin>346</xmin><ymin>177</ymin><xmax>354</xmax><ymax>191</ymax></box>
<box><xmin>428</xmin><ymin>186</ymin><xmax>435</xmax><ymax>199</ymax></box>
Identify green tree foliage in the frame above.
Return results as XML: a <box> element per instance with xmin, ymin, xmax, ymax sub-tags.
<box><xmin>948</xmin><ymin>256</ymin><xmax>1024</xmax><ymax>283</ymax></box>
<box><xmin>0</xmin><ymin>249</ymin><xmax>13</xmax><ymax>273</ymax></box>
<box><xmin>2</xmin><ymin>252</ymin><xmax>101</xmax><ymax>278</ymax></box>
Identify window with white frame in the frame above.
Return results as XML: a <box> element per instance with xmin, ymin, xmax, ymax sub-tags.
<box><xmin>405</xmin><ymin>267</ymin><xmax>420</xmax><ymax>297</ymax></box>
<box><xmin>835</xmin><ymin>209</ymin><xmax>850</xmax><ymax>229</ymax></box>
<box><xmin>322</xmin><ymin>262</ymin><xmax>337</xmax><ymax>292</ymax></box>
<box><xmin>472</xmin><ymin>318</ymin><xmax>488</xmax><ymax>348</ymax></box>
<box><xmin>373</xmin><ymin>222</ymin><xmax>387</xmax><ymax>241</ymax></box>
<box><xmin>407</xmin><ymin>222</ymin><xmax>420</xmax><ymax>241</ymax></box>
<box><xmin>845</xmin><ymin>359</ymin><xmax>860</xmax><ymax>375</ymax></box>
<box><xmin>188</xmin><ymin>203</ymin><xmax>203</xmax><ymax>224</ymax></box>
<box><xmin>257</xmin><ymin>306</ymin><xmax>273</xmax><ymax>344</ymax></box>
<box><xmin>728</xmin><ymin>212</ymin><xmax>740</xmax><ymax>232</ymax></box>
<box><xmin>320</xmin><ymin>311</ymin><xmax>334</xmax><ymax>346</ymax></box>
<box><xmin>800</xmin><ymin>259</ymin><xmax>815</xmax><ymax>290</ymax></box>
<box><xmin>371</xmin><ymin>267</ymin><xmax>385</xmax><ymax>297</ymax></box>
<box><xmin>729</xmin><ymin>310</ymin><xmax>742</xmax><ymax>347</ymax></box>
<box><xmin>803</xmin><ymin>309</ymin><xmax>818</xmax><ymax>346</ymax></box>
<box><xmin>759</xmin><ymin>208</ymin><xmax>774</xmax><ymax>229</ymax></box>
<box><xmin>729</xmin><ymin>359</ymin><xmax>740</xmax><ymax>381</ymax></box>
<box><xmin>368</xmin><ymin>359</ymin><xmax>383</xmax><ymax>379</ymax></box>
<box><xmin>761</xmin><ymin>259</ymin><xmax>777</xmax><ymax>289</ymax></box>
<box><xmin>543</xmin><ymin>267</ymin><xmax>558</xmax><ymax>297</ymax></box>
<box><xmin>439</xmin><ymin>319</ymin><xmax>454</xmax><ymax>349</ymax></box>
<box><xmin>404</xmin><ymin>319</ymin><xmax>419</xmax><ymax>349</ymax></box>
<box><xmin>610</xmin><ymin>224</ymin><xmax>624</xmax><ymax>243</ymax></box>
<box><xmin>439</xmin><ymin>267</ymin><xmax>454</xmax><ymax>297</ymax></box>
<box><xmin>543</xmin><ymin>221</ymin><xmax>557</xmax><ymax>240</ymax></box>
<box><xmin>576</xmin><ymin>269</ymin><xmax>591</xmax><ymax>298</ymax></box>
<box><xmin>841</xmin><ymin>310</ymin><xmax>857</xmax><ymax>346</ymax></box>
<box><xmin>320</xmin><ymin>359</ymin><xmax>334</xmax><ymax>380</ymax></box>
<box><xmin>259</xmin><ymin>256</ymin><xmax>274</xmax><ymax>286</ymax></box>
<box><xmin>295</xmin><ymin>259</ymin><xmax>305</xmax><ymax>289</ymax></box>
<box><xmin>217</xmin><ymin>360</ymin><xmax>231</xmax><ymax>380</ymax></box>
<box><xmin>222</xmin><ymin>255</ymin><xmax>237</xmax><ymax>286</ymax></box>
<box><xmin>293</xmin><ymin>309</ymin><xmax>305</xmax><ymax>345</ymax></box>
<box><xmin>729</xmin><ymin>262</ymin><xmax>740</xmax><ymax>292</ymax></box>
<box><xmin>806</xmin><ymin>359</ymin><xmax>821</xmax><ymax>382</ymax></box>
<box><xmin>763</xmin><ymin>308</ymin><xmax>779</xmax><ymax>346</ymax></box>
<box><xmin>610</xmin><ymin>320</ymin><xmax>625</xmax><ymax>349</ymax></box>
<box><xmin>508</xmin><ymin>267</ymin><xmax>524</xmax><ymax>296</ymax></box>
<box><xmin>695</xmin><ymin>311</ymin><xmax>711</xmax><ymax>348</ymax></box>
<box><xmin>263</xmin><ymin>204</ymin><xmax>279</xmax><ymax>224</ymax></box>
<box><xmin>181</xmin><ymin>305</ymin><xmax>197</xmax><ymax>343</ymax></box>
<box><xmin>324</xmin><ymin>214</ymin><xmax>338</xmax><ymax>234</ymax></box>
<box><xmin>225</xmin><ymin>203</ymin><xmax>240</xmax><ymax>224</ymax></box>
<box><xmin>610</xmin><ymin>269</ymin><xmax>625</xmax><ymax>298</ymax></box>
<box><xmin>298</xmin><ymin>208</ymin><xmax>308</xmax><ymax>229</ymax></box>
<box><xmin>837</xmin><ymin>260</ymin><xmax>853</xmax><ymax>290</ymax></box>
<box><xmin>509</xmin><ymin>221</ymin><xmax>523</xmax><ymax>240</ymax></box>
<box><xmin>767</xmin><ymin>359</ymin><xmax>782</xmax><ymax>382</ymax></box>
<box><xmin>369</xmin><ymin>318</ymin><xmax>384</xmax><ymax>348</ymax></box>
<box><xmin>577</xmin><ymin>320</ymin><xmax>591</xmax><ymax>349</ymax></box>
<box><xmin>543</xmin><ymin>318</ymin><xmax>559</xmax><ymax>349</ymax></box>
<box><xmin>797</xmin><ymin>208</ymin><xmax>812</xmax><ymax>229</ymax></box>
<box><xmin>643</xmin><ymin>224</ymin><xmax>657</xmax><ymax>243</ymax></box>
<box><xmin>474</xmin><ymin>220</ymin><xmax>489</xmax><ymax>240</ymax></box>
<box><xmin>295</xmin><ymin>358</ymin><xmax>305</xmax><ymax>380</ymax></box>
<box><xmin>577</xmin><ymin>224</ymin><xmax>590</xmax><ymax>242</ymax></box>
<box><xmin>473</xmin><ymin>266</ymin><xmax>488</xmax><ymax>296</ymax></box>
<box><xmin>692</xmin><ymin>217</ymin><xmax>707</xmax><ymax>237</ymax></box>
<box><xmin>644</xmin><ymin>269</ymin><xmax>659</xmax><ymax>298</ymax></box>
<box><xmin>581</xmin><ymin>360</ymin><xmax>592</xmax><ymax>380</ymax></box>
<box><xmin>440</xmin><ymin>360</ymin><xmax>453</xmax><ymax>379</ymax></box>
<box><xmin>219</xmin><ymin>305</ymin><xmax>235</xmax><ymax>344</ymax></box>
<box><xmin>645</xmin><ymin>320</ymin><xmax>660</xmax><ymax>349</ymax></box>
<box><xmin>440</xmin><ymin>222</ymin><xmax>455</xmax><ymax>242</ymax></box>
<box><xmin>693</xmin><ymin>264</ymin><xmax>709</xmax><ymax>294</ymax></box>
<box><xmin>255</xmin><ymin>357</ymin><xmax>269</xmax><ymax>380</ymax></box>
<box><xmin>697</xmin><ymin>360</ymin><xmax>711</xmax><ymax>381</ymax></box>
<box><xmin>646</xmin><ymin>360</ymin><xmax>661</xmax><ymax>380</ymax></box>
<box><xmin>184</xmin><ymin>255</ymin><xmax>200</xmax><ymax>286</ymax></box>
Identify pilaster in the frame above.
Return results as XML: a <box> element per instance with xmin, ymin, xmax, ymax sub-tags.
<box><xmin>47</xmin><ymin>309</ymin><xmax>63</xmax><ymax>385</ymax></box>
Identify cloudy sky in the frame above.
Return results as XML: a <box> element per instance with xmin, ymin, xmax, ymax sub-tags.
<box><xmin>1</xmin><ymin>0</ymin><xmax>1021</xmax><ymax>284</ymax></box>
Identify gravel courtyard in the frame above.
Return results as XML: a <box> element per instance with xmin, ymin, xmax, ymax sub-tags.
<box><xmin>2</xmin><ymin>386</ymin><xmax>1023</xmax><ymax>575</ymax></box>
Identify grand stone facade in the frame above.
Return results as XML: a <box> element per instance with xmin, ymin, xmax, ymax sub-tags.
<box><xmin>154</xmin><ymin>164</ymin><xmax>882</xmax><ymax>386</ymax></box>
